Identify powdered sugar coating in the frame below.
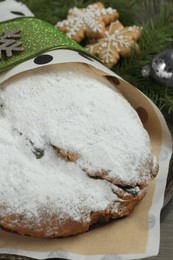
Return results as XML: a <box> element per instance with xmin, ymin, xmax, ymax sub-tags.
<box><xmin>0</xmin><ymin>63</ymin><xmax>155</xmax><ymax>229</ymax></box>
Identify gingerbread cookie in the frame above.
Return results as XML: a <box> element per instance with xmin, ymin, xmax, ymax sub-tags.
<box><xmin>56</xmin><ymin>2</ymin><xmax>119</xmax><ymax>42</ymax></box>
<box><xmin>85</xmin><ymin>20</ymin><xmax>141</xmax><ymax>68</ymax></box>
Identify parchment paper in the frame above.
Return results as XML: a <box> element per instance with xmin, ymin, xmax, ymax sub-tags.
<box><xmin>0</xmin><ymin>48</ymin><xmax>172</xmax><ymax>260</ymax></box>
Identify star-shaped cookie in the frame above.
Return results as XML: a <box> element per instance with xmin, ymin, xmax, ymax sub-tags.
<box><xmin>85</xmin><ymin>20</ymin><xmax>141</xmax><ymax>68</ymax></box>
<box><xmin>56</xmin><ymin>2</ymin><xmax>119</xmax><ymax>42</ymax></box>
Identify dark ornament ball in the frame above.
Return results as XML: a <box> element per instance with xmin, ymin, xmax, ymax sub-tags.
<box><xmin>142</xmin><ymin>48</ymin><xmax>173</xmax><ymax>87</ymax></box>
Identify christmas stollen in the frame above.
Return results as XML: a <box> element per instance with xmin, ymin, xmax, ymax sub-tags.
<box><xmin>0</xmin><ymin>17</ymin><xmax>158</xmax><ymax>238</ymax></box>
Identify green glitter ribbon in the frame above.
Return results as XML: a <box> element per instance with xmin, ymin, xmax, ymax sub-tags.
<box><xmin>0</xmin><ymin>17</ymin><xmax>90</xmax><ymax>73</ymax></box>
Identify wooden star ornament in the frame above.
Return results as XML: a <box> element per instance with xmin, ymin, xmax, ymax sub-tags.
<box><xmin>85</xmin><ymin>20</ymin><xmax>141</xmax><ymax>68</ymax></box>
<box><xmin>0</xmin><ymin>29</ymin><xmax>24</xmax><ymax>59</ymax></box>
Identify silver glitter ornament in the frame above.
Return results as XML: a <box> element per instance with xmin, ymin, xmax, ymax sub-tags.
<box><xmin>142</xmin><ymin>48</ymin><xmax>173</xmax><ymax>86</ymax></box>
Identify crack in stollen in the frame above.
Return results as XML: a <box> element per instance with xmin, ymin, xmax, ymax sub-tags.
<box><xmin>52</xmin><ymin>145</ymin><xmax>79</xmax><ymax>162</ymax></box>
<box><xmin>82</xmin><ymin>168</ymin><xmax>142</xmax><ymax>201</ymax></box>
<box><xmin>11</xmin><ymin>128</ymin><xmax>145</xmax><ymax>201</ymax></box>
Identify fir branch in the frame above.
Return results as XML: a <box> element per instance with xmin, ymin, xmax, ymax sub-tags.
<box><xmin>18</xmin><ymin>0</ymin><xmax>96</xmax><ymax>24</ymax></box>
<box><xmin>112</xmin><ymin>0</ymin><xmax>173</xmax><ymax>114</ymax></box>
<box><xmin>133</xmin><ymin>0</ymin><xmax>173</xmax><ymax>25</ymax></box>
<box><xmin>103</xmin><ymin>0</ymin><xmax>140</xmax><ymax>26</ymax></box>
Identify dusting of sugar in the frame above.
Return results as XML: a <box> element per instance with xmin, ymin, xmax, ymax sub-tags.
<box><xmin>0</xmin><ymin>63</ymin><xmax>154</xmax><ymax>223</ymax></box>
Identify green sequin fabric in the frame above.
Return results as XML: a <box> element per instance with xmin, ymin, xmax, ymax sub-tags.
<box><xmin>0</xmin><ymin>17</ymin><xmax>89</xmax><ymax>73</ymax></box>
